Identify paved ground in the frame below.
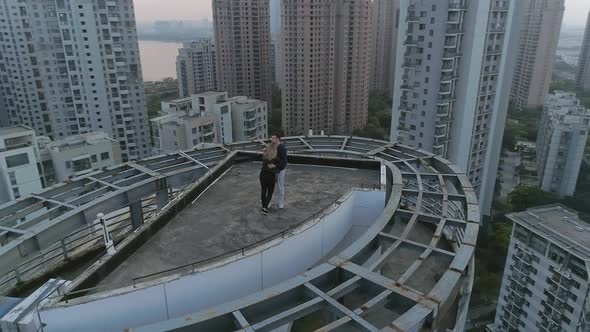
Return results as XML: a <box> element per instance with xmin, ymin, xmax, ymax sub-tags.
<box><xmin>96</xmin><ymin>162</ymin><xmax>379</xmax><ymax>290</ymax></box>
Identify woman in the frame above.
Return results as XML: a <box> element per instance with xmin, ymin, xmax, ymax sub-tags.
<box><xmin>260</xmin><ymin>142</ymin><xmax>278</xmax><ymax>215</ymax></box>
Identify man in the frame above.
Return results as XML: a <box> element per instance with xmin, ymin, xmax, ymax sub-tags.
<box><xmin>272</xmin><ymin>133</ymin><xmax>287</xmax><ymax>209</ymax></box>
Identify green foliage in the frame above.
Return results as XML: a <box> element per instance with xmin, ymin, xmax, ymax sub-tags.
<box><xmin>501</xmin><ymin>106</ymin><xmax>542</xmax><ymax>150</ymax></box>
<box><xmin>354</xmin><ymin>92</ymin><xmax>392</xmax><ymax>140</ymax></box>
<box><xmin>508</xmin><ymin>186</ymin><xmax>559</xmax><ymax>212</ymax></box>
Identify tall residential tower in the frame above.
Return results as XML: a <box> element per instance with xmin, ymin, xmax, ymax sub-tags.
<box><xmin>212</xmin><ymin>0</ymin><xmax>272</xmax><ymax>108</ymax></box>
<box><xmin>390</xmin><ymin>0</ymin><xmax>520</xmax><ymax>214</ymax></box>
<box><xmin>0</xmin><ymin>0</ymin><xmax>150</xmax><ymax>161</ymax></box>
<box><xmin>281</xmin><ymin>0</ymin><xmax>373</xmax><ymax>136</ymax></box>
<box><xmin>176</xmin><ymin>39</ymin><xmax>217</xmax><ymax>97</ymax></box>
<box><xmin>371</xmin><ymin>0</ymin><xmax>400</xmax><ymax>96</ymax></box>
<box><xmin>510</xmin><ymin>0</ymin><xmax>565</xmax><ymax>109</ymax></box>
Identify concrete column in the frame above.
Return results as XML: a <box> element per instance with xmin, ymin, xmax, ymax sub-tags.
<box><xmin>129</xmin><ymin>200</ymin><xmax>144</xmax><ymax>230</ymax></box>
<box><xmin>156</xmin><ymin>178</ymin><xmax>169</xmax><ymax>209</ymax></box>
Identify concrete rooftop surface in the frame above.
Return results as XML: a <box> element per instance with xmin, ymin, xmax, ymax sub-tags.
<box><xmin>96</xmin><ymin>162</ymin><xmax>380</xmax><ymax>289</ymax></box>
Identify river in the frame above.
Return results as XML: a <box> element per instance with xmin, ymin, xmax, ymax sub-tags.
<box><xmin>138</xmin><ymin>40</ymin><xmax>184</xmax><ymax>81</ymax></box>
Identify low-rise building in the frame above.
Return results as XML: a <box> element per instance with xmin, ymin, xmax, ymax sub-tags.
<box><xmin>40</xmin><ymin>132</ymin><xmax>122</xmax><ymax>183</ymax></box>
<box><xmin>0</xmin><ymin>126</ymin><xmax>43</xmax><ymax>204</ymax></box>
<box><xmin>152</xmin><ymin>92</ymin><xmax>267</xmax><ymax>153</ymax></box>
<box><xmin>492</xmin><ymin>205</ymin><xmax>590</xmax><ymax>331</ymax></box>
<box><xmin>536</xmin><ymin>91</ymin><xmax>590</xmax><ymax>197</ymax></box>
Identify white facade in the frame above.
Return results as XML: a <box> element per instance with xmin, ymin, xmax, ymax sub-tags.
<box><xmin>492</xmin><ymin>205</ymin><xmax>590</xmax><ymax>332</ymax></box>
<box><xmin>536</xmin><ymin>92</ymin><xmax>590</xmax><ymax>197</ymax></box>
<box><xmin>0</xmin><ymin>0</ymin><xmax>150</xmax><ymax>162</ymax></box>
<box><xmin>40</xmin><ymin>132</ymin><xmax>122</xmax><ymax>183</ymax></box>
<box><xmin>390</xmin><ymin>0</ymin><xmax>521</xmax><ymax>215</ymax></box>
<box><xmin>152</xmin><ymin>92</ymin><xmax>268</xmax><ymax>153</ymax></box>
<box><xmin>0</xmin><ymin>126</ymin><xmax>42</xmax><ymax>204</ymax></box>
<box><xmin>176</xmin><ymin>39</ymin><xmax>217</xmax><ymax>98</ymax></box>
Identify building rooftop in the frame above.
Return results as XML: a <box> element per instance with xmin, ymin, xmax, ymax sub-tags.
<box><xmin>95</xmin><ymin>162</ymin><xmax>379</xmax><ymax>290</ymax></box>
<box><xmin>508</xmin><ymin>204</ymin><xmax>590</xmax><ymax>259</ymax></box>
<box><xmin>0</xmin><ymin>125</ymin><xmax>34</xmax><ymax>137</ymax></box>
<box><xmin>0</xmin><ymin>136</ymin><xmax>480</xmax><ymax>332</ymax></box>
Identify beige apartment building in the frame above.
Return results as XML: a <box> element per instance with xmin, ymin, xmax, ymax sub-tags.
<box><xmin>212</xmin><ymin>0</ymin><xmax>272</xmax><ymax>108</ymax></box>
<box><xmin>577</xmin><ymin>11</ymin><xmax>590</xmax><ymax>91</ymax></box>
<box><xmin>281</xmin><ymin>0</ymin><xmax>373</xmax><ymax>136</ymax></box>
<box><xmin>371</xmin><ymin>0</ymin><xmax>400</xmax><ymax>96</ymax></box>
<box><xmin>510</xmin><ymin>0</ymin><xmax>565</xmax><ymax>109</ymax></box>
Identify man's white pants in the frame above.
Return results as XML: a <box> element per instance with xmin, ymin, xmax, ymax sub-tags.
<box><xmin>276</xmin><ymin>170</ymin><xmax>285</xmax><ymax>208</ymax></box>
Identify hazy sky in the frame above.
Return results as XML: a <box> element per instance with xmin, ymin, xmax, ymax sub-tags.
<box><xmin>134</xmin><ymin>0</ymin><xmax>590</xmax><ymax>26</ymax></box>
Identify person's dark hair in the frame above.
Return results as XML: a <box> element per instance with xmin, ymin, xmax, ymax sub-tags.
<box><xmin>272</xmin><ymin>132</ymin><xmax>281</xmax><ymax>140</ymax></box>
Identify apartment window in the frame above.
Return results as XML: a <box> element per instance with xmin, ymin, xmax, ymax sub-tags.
<box><xmin>101</xmin><ymin>152</ymin><xmax>110</xmax><ymax>160</ymax></box>
<box><xmin>9</xmin><ymin>172</ymin><xmax>16</xmax><ymax>186</ymax></box>
<box><xmin>91</xmin><ymin>155</ymin><xmax>97</xmax><ymax>163</ymax></box>
<box><xmin>192</xmin><ymin>127</ymin><xmax>197</xmax><ymax>134</ymax></box>
<box><xmin>65</xmin><ymin>161</ymin><xmax>71</xmax><ymax>169</ymax></box>
<box><xmin>12</xmin><ymin>188</ymin><xmax>20</xmax><ymax>199</ymax></box>
<box><xmin>5</xmin><ymin>153</ymin><xmax>29</xmax><ymax>168</ymax></box>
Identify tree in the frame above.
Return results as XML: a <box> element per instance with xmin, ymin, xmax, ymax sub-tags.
<box><xmin>508</xmin><ymin>186</ymin><xmax>558</xmax><ymax>212</ymax></box>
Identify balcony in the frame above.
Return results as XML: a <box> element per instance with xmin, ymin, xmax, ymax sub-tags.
<box><xmin>448</xmin><ymin>3</ymin><xmax>467</xmax><ymax>11</ymax></box>
<box><xmin>404</xmin><ymin>37</ymin><xmax>422</xmax><ymax>47</ymax></box>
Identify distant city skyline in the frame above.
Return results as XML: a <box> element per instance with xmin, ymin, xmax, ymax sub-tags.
<box><xmin>134</xmin><ymin>0</ymin><xmax>590</xmax><ymax>26</ymax></box>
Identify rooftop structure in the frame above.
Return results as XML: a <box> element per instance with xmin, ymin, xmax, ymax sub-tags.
<box><xmin>492</xmin><ymin>205</ymin><xmax>590</xmax><ymax>331</ymax></box>
<box><xmin>536</xmin><ymin>91</ymin><xmax>590</xmax><ymax>197</ymax></box>
<box><xmin>0</xmin><ymin>136</ymin><xmax>479</xmax><ymax>332</ymax></box>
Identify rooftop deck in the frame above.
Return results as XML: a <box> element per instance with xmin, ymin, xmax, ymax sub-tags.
<box><xmin>96</xmin><ymin>162</ymin><xmax>380</xmax><ymax>289</ymax></box>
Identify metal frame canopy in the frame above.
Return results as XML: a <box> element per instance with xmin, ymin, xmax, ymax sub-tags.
<box><xmin>0</xmin><ymin>136</ymin><xmax>479</xmax><ymax>331</ymax></box>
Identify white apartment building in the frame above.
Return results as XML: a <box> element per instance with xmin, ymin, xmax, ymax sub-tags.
<box><xmin>492</xmin><ymin>205</ymin><xmax>590</xmax><ymax>332</ymax></box>
<box><xmin>536</xmin><ymin>92</ymin><xmax>590</xmax><ymax>197</ymax></box>
<box><xmin>0</xmin><ymin>126</ymin><xmax>43</xmax><ymax>204</ymax></box>
<box><xmin>39</xmin><ymin>132</ymin><xmax>122</xmax><ymax>183</ymax></box>
<box><xmin>390</xmin><ymin>0</ymin><xmax>521</xmax><ymax>215</ymax></box>
<box><xmin>151</xmin><ymin>92</ymin><xmax>268</xmax><ymax>153</ymax></box>
<box><xmin>0</xmin><ymin>0</ymin><xmax>150</xmax><ymax>162</ymax></box>
<box><xmin>176</xmin><ymin>39</ymin><xmax>217</xmax><ymax>98</ymax></box>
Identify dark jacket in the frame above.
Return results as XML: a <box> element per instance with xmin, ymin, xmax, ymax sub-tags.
<box><xmin>260</xmin><ymin>157</ymin><xmax>279</xmax><ymax>175</ymax></box>
<box><xmin>276</xmin><ymin>143</ymin><xmax>288</xmax><ymax>171</ymax></box>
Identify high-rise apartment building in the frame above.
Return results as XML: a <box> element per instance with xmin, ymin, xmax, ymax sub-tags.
<box><xmin>176</xmin><ymin>40</ymin><xmax>217</xmax><ymax>98</ymax></box>
<box><xmin>577</xmin><ymin>11</ymin><xmax>590</xmax><ymax>92</ymax></box>
<box><xmin>0</xmin><ymin>0</ymin><xmax>150</xmax><ymax>162</ymax></box>
<box><xmin>536</xmin><ymin>91</ymin><xmax>590</xmax><ymax>197</ymax></box>
<box><xmin>492</xmin><ymin>205</ymin><xmax>590</xmax><ymax>332</ymax></box>
<box><xmin>371</xmin><ymin>0</ymin><xmax>400</xmax><ymax>96</ymax></box>
<box><xmin>281</xmin><ymin>0</ymin><xmax>373</xmax><ymax>136</ymax></box>
<box><xmin>212</xmin><ymin>0</ymin><xmax>272</xmax><ymax>108</ymax></box>
<box><xmin>510</xmin><ymin>0</ymin><xmax>564</xmax><ymax>109</ymax></box>
<box><xmin>390</xmin><ymin>0</ymin><xmax>520</xmax><ymax>214</ymax></box>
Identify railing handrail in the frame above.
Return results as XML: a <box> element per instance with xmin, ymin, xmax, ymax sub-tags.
<box><xmin>60</xmin><ymin>182</ymin><xmax>383</xmax><ymax>299</ymax></box>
